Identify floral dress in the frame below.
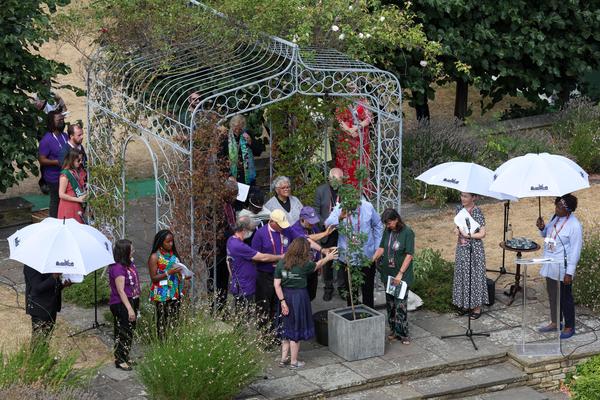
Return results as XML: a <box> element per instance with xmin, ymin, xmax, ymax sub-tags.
<box><xmin>149</xmin><ymin>250</ymin><xmax>184</xmax><ymax>302</ymax></box>
<box><xmin>334</xmin><ymin>101</ymin><xmax>371</xmax><ymax>189</ymax></box>
<box><xmin>452</xmin><ymin>206</ymin><xmax>489</xmax><ymax>309</ymax></box>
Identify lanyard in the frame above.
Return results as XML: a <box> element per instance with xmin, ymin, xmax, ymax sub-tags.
<box><xmin>387</xmin><ymin>230</ymin><xmax>398</xmax><ymax>260</ymax></box>
<box><xmin>551</xmin><ymin>214</ymin><xmax>570</xmax><ymax>240</ymax></box>
<box><xmin>267</xmin><ymin>225</ymin><xmax>284</xmax><ymax>255</ymax></box>
<box><xmin>52</xmin><ymin>133</ymin><xmax>66</xmax><ymax>149</ymax></box>
<box><xmin>329</xmin><ymin>194</ymin><xmax>340</xmax><ymax>213</ymax></box>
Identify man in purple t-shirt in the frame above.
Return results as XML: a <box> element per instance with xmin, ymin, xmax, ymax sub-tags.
<box><xmin>227</xmin><ymin>216</ymin><xmax>282</xmax><ymax>307</ymax></box>
<box><xmin>251</xmin><ymin>209</ymin><xmax>291</xmax><ymax>322</ymax></box>
<box><xmin>38</xmin><ymin>111</ymin><xmax>68</xmax><ymax>218</ymax></box>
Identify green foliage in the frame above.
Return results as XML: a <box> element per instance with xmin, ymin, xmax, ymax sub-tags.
<box><xmin>573</xmin><ymin>228</ymin><xmax>600</xmax><ymax>312</ymax></box>
<box><xmin>0</xmin><ymin>0</ymin><xmax>71</xmax><ymax>193</ymax></box>
<box><xmin>565</xmin><ymin>354</ymin><xmax>600</xmax><ymax>400</ymax></box>
<box><xmin>553</xmin><ymin>98</ymin><xmax>600</xmax><ymax>173</ymax></box>
<box><xmin>412</xmin><ymin>248</ymin><xmax>454</xmax><ymax>313</ymax></box>
<box><xmin>0</xmin><ymin>342</ymin><xmax>81</xmax><ymax>391</ymax></box>
<box><xmin>568</xmin><ymin>120</ymin><xmax>600</xmax><ymax>173</ymax></box>
<box><xmin>136</xmin><ymin>303</ymin><xmax>270</xmax><ymax>400</ymax></box>
<box><xmin>394</xmin><ymin>1</ymin><xmax>600</xmax><ymax>116</ymax></box>
<box><xmin>266</xmin><ymin>96</ymin><xmax>334</xmax><ymax>205</ymax></box>
<box><xmin>62</xmin><ymin>270</ymin><xmax>110</xmax><ymax>308</ymax></box>
<box><xmin>402</xmin><ymin>118</ymin><xmax>482</xmax><ymax>203</ymax></box>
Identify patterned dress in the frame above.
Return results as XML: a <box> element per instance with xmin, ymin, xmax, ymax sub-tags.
<box><xmin>452</xmin><ymin>206</ymin><xmax>489</xmax><ymax>309</ymax></box>
<box><xmin>149</xmin><ymin>250</ymin><xmax>184</xmax><ymax>302</ymax></box>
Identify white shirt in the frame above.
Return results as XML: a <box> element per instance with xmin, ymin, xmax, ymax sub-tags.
<box><xmin>539</xmin><ymin>213</ymin><xmax>583</xmax><ymax>281</ymax></box>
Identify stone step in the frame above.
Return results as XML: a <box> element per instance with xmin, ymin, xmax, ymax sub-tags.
<box><xmin>328</xmin><ymin>362</ymin><xmax>527</xmax><ymax>400</ymax></box>
<box><xmin>461</xmin><ymin>386</ymin><xmax>550</xmax><ymax>400</ymax></box>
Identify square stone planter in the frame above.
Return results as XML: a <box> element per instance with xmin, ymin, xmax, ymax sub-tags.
<box><xmin>327</xmin><ymin>304</ymin><xmax>385</xmax><ymax>361</ymax></box>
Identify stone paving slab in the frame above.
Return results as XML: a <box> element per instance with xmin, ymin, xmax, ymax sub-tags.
<box><xmin>296</xmin><ymin>364</ymin><xmax>365</xmax><ymax>392</ymax></box>
<box><xmin>405</xmin><ymin>369</ymin><xmax>476</xmax><ymax>397</ymax></box>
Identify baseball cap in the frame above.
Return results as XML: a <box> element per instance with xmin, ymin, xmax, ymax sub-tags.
<box><xmin>300</xmin><ymin>206</ymin><xmax>320</xmax><ymax>225</ymax></box>
<box><xmin>270</xmin><ymin>209</ymin><xmax>290</xmax><ymax>229</ymax></box>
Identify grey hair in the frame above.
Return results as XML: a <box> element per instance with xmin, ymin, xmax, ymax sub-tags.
<box><xmin>230</xmin><ymin>114</ymin><xmax>246</xmax><ymax>129</ymax></box>
<box><xmin>233</xmin><ymin>215</ymin><xmax>255</xmax><ymax>232</ymax></box>
<box><xmin>271</xmin><ymin>176</ymin><xmax>290</xmax><ymax>191</ymax></box>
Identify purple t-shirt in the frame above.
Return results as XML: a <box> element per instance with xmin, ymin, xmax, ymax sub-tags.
<box><xmin>286</xmin><ymin>221</ymin><xmax>321</xmax><ymax>261</ymax></box>
<box><xmin>227</xmin><ymin>236</ymin><xmax>258</xmax><ymax>296</ymax></box>
<box><xmin>251</xmin><ymin>224</ymin><xmax>288</xmax><ymax>274</ymax></box>
<box><xmin>108</xmin><ymin>262</ymin><xmax>141</xmax><ymax>305</ymax></box>
<box><xmin>39</xmin><ymin>131</ymin><xmax>69</xmax><ymax>183</ymax></box>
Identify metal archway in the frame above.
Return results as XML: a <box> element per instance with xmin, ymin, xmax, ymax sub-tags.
<box><xmin>87</xmin><ymin>2</ymin><xmax>403</xmax><ymax>293</ymax></box>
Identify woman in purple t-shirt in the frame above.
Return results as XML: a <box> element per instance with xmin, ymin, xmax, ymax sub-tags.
<box><xmin>108</xmin><ymin>239</ymin><xmax>140</xmax><ymax>371</ymax></box>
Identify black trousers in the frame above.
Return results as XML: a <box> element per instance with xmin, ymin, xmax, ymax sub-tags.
<box><xmin>546</xmin><ymin>277</ymin><xmax>576</xmax><ymax>329</ymax></box>
<box><xmin>48</xmin><ymin>182</ymin><xmax>59</xmax><ymax>218</ymax></box>
<box><xmin>31</xmin><ymin>313</ymin><xmax>56</xmax><ymax>347</ymax></box>
<box><xmin>111</xmin><ymin>298</ymin><xmax>139</xmax><ymax>363</ymax></box>
<box><xmin>155</xmin><ymin>299</ymin><xmax>180</xmax><ymax>341</ymax></box>
<box><xmin>307</xmin><ymin>271</ymin><xmax>318</xmax><ymax>301</ymax></box>
<box><xmin>208</xmin><ymin>255</ymin><xmax>229</xmax><ymax>310</ymax></box>
<box><xmin>323</xmin><ymin>260</ymin><xmax>347</xmax><ymax>292</ymax></box>
<box><xmin>342</xmin><ymin>262</ymin><xmax>376</xmax><ymax>309</ymax></box>
<box><xmin>255</xmin><ymin>271</ymin><xmax>277</xmax><ymax>324</ymax></box>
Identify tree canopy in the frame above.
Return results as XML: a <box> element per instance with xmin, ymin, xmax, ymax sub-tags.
<box><xmin>403</xmin><ymin>0</ymin><xmax>600</xmax><ymax>118</ymax></box>
<box><xmin>0</xmin><ymin>0</ymin><xmax>70</xmax><ymax>193</ymax></box>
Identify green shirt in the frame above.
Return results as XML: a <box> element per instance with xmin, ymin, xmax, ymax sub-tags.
<box><xmin>378</xmin><ymin>226</ymin><xmax>415</xmax><ymax>287</ymax></box>
<box><xmin>274</xmin><ymin>260</ymin><xmax>316</xmax><ymax>289</ymax></box>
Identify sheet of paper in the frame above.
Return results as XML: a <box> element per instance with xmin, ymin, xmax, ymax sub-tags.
<box><xmin>453</xmin><ymin>207</ymin><xmax>480</xmax><ymax>234</ymax></box>
<box><xmin>175</xmin><ymin>262</ymin><xmax>194</xmax><ymax>278</ymax></box>
<box><xmin>237</xmin><ymin>182</ymin><xmax>250</xmax><ymax>202</ymax></box>
<box><xmin>62</xmin><ymin>274</ymin><xmax>84</xmax><ymax>283</ymax></box>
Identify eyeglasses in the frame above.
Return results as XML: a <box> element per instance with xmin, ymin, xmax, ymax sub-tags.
<box><xmin>277</xmin><ymin>186</ymin><xmax>291</xmax><ymax>190</ymax></box>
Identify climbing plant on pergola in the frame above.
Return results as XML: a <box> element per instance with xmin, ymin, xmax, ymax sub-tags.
<box><xmin>87</xmin><ymin>5</ymin><xmax>403</xmax><ymax>288</ymax></box>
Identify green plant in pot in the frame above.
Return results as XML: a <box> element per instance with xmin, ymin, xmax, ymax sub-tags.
<box><xmin>334</xmin><ymin>166</ymin><xmax>372</xmax><ymax>320</ymax></box>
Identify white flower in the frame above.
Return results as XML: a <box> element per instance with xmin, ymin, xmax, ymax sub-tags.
<box><xmin>331</xmin><ymin>25</ymin><xmax>340</xmax><ymax>32</ymax></box>
<box><xmin>292</xmin><ymin>34</ymin><xmax>299</xmax><ymax>43</ymax></box>
<box><xmin>379</xmin><ymin>16</ymin><xmax>385</xmax><ymax>22</ymax></box>
<box><xmin>349</xmin><ymin>5</ymin><xmax>353</xmax><ymax>10</ymax></box>
<box><xmin>338</xmin><ymin>33</ymin><xmax>345</xmax><ymax>40</ymax></box>
<box><xmin>419</xmin><ymin>60</ymin><xmax>428</xmax><ymax>67</ymax></box>
<box><xmin>358</xmin><ymin>33</ymin><xmax>364</xmax><ymax>39</ymax></box>
<box><xmin>366</xmin><ymin>33</ymin><xmax>372</xmax><ymax>38</ymax></box>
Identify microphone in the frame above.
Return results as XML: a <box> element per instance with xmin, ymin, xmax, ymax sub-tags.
<box><xmin>465</xmin><ymin>217</ymin><xmax>471</xmax><ymax>235</ymax></box>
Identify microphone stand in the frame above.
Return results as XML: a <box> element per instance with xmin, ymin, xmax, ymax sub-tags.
<box><xmin>442</xmin><ymin>218</ymin><xmax>489</xmax><ymax>350</ymax></box>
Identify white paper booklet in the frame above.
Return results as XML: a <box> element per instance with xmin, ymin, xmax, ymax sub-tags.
<box><xmin>175</xmin><ymin>262</ymin><xmax>194</xmax><ymax>278</ymax></box>
<box><xmin>386</xmin><ymin>276</ymin><xmax>408</xmax><ymax>299</ymax></box>
<box><xmin>454</xmin><ymin>207</ymin><xmax>480</xmax><ymax>234</ymax></box>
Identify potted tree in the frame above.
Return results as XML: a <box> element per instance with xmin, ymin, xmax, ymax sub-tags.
<box><xmin>326</xmin><ymin>168</ymin><xmax>385</xmax><ymax>361</ymax></box>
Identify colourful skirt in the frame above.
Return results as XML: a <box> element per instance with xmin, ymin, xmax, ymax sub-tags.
<box><xmin>276</xmin><ymin>287</ymin><xmax>315</xmax><ymax>342</ymax></box>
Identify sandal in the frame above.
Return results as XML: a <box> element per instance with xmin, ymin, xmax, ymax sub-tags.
<box><xmin>401</xmin><ymin>337</ymin><xmax>411</xmax><ymax>345</ymax></box>
<box><xmin>115</xmin><ymin>361</ymin><xmax>132</xmax><ymax>371</ymax></box>
<box><xmin>278</xmin><ymin>357</ymin><xmax>290</xmax><ymax>367</ymax></box>
<box><xmin>387</xmin><ymin>334</ymin><xmax>398</xmax><ymax>341</ymax></box>
<box><xmin>289</xmin><ymin>361</ymin><xmax>305</xmax><ymax>370</ymax></box>
<box><xmin>469</xmin><ymin>311</ymin><xmax>482</xmax><ymax>320</ymax></box>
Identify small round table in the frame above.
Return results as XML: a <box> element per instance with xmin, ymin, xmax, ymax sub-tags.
<box><xmin>499</xmin><ymin>241</ymin><xmax>540</xmax><ymax>305</ymax></box>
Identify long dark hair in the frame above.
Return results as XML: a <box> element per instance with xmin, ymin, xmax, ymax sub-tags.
<box><xmin>283</xmin><ymin>237</ymin><xmax>311</xmax><ymax>271</ymax></box>
<box><xmin>150</xmin><ymin>229</ymin><xmax>179</xmax><ymax>259</ymax></box>
<box><xmin>381</xmin><ymin>208</ymin><xmax>405</xmax><ymax>231</ymax></box>
<box><xmin>113</xmin><ymin>239</ymin><xmax>133</xmax><ymax>267</ymax></box>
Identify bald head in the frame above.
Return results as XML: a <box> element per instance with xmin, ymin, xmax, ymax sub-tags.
<box><xmin>329</xmin><ymin>168</ymin><xmax>343</xmax><ymax>185</ymax></box>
